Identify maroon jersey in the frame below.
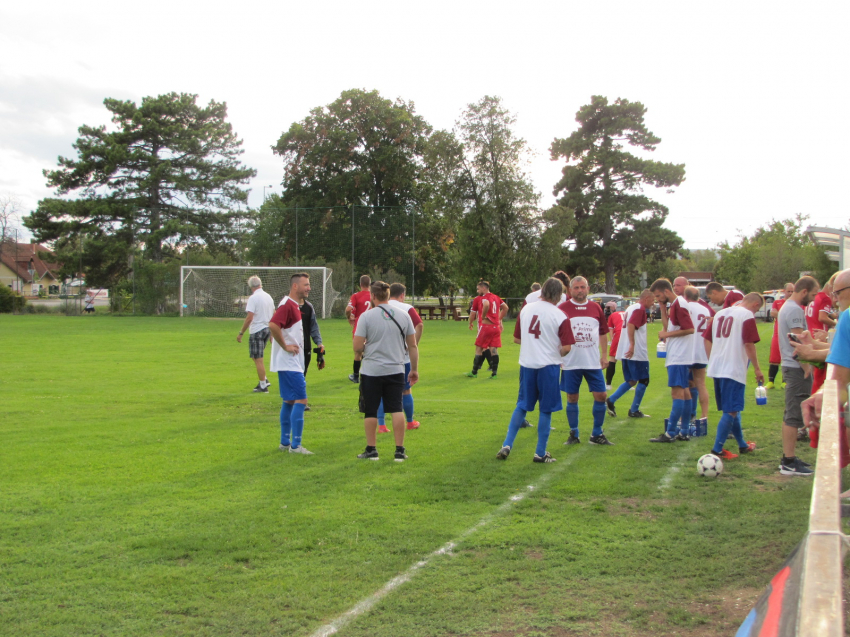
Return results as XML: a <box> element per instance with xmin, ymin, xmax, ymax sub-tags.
<box><xmin>722</xmin><ymin>290</ymin><xmax>744</xmax><ymax>309</ymax></box>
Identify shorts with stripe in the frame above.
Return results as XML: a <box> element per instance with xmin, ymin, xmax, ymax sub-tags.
<box><xmin>249</xmin><ymin>328</ymin><xmax>270</xmax><ymax>359</ymax></box>
<box><xmin>475</xmin><ymin>324</ymin><xmax>502</xmax><ymax>349</ymax></box>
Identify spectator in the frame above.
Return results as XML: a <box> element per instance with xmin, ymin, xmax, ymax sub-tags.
<box><xmin>806</xmin><ymin>273</ymin><xmax>838</xmax><ymax>394</ymax></box>
<box><xmin>766</xmin><ymin>282</ymin><xmax>795</xmax><ymax>389</ymax></box>
<box><xmin>237</xmin><ymin>276</ymin><xmax>276</xmax><ymax>393</ymax></box>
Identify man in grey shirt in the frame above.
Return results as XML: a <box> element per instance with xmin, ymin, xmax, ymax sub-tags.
<box><xmin>353</xmin><ymin>281</ymin><xmax>420</xmax><ymax>462</ymax></box>
<box><xmin>777</xmin><ymin>275</ymin><xmax>820</xmax><ymax>476</ymax></box>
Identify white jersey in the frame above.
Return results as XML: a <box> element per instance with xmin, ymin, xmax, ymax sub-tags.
<box><xmin>513</xmin><ymin>301</ymin><xmax>575</xmax><ymax>369</ymax></box>
<box><xmin>615</xmin><ymin>303</ymin><xmax>649</xmax><ymax>362</ymax></box>
<box><xmin>558</xmin><ymin>299</ymin><xmax>608</xmax><ymax>370</ymax></box>
<box><xmin>688</xmin><ymin>300</ymin><xmax>712</xmax><ymax>365</ymax></box>
<box><xmin>269</xmin><ymin>296</ymin><xmax>305</xmax><ymax>373</ymax></box>
<box><xmin>664</xmin><ymin>296</ymin><xmax>695</xmax><ymax>367</ymax></box>
<box><xmin>705</xmin><ymin>305</ymin><xmax>760</xmax><ymax>385</ymax></box>
<box><xmin>388</xmin><ymin>299</ymin><xmax>421</xmax><ymax>363</ymax></box>
<box><xmin>245</xmin><ymin>288</ymin><xmax>275</xmax><ymax>334</ymax></box>
<box><xmin>525</xmin><ymin>289</ymin><xmax>567</xmax><ymax>305</ymax></box>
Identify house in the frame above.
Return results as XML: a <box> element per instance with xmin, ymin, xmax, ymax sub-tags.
<box><xmin>0</xmin><ymin>240</ymin><xmax>62</xmax><ymax>296</ymax></box>
<box><xmin>678</xmin><ymin>271</ymin><xmax>714</xmax><ymax>286</ymax></box>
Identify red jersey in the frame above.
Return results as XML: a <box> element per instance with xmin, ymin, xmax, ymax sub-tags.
<box><xmin>806</xmin><ymin>291</ymin><xmax>833</xmax><ymax>332</ymax></box>
<box><xmin>472</xmin><ymin>293</ymin><xmax>503</xmax><ymax>326</ymax></box>
<box><xmin>722</xmin><ymin>290</ymin><xmax>744</xmax><ymax>309</ymax></box>
<box><xmin>771</xmin><ymin>297</ymin><xmax>787</xmax><ymax>338</ymax></box>
<box><xmin>347</xmin><ymin>290</ymin><xmax>372</xmax><ymax>331</ymax></box>
<box><xmin>607</xmin><ymin>311</ymin><xmax>624</xmax><ymax>357</ymax></box>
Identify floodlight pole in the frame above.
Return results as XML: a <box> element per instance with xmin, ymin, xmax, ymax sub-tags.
<box><xmin>411</xmin><ymin>207</ymin><xmax>415</xmax><ymax>300</ymax></box>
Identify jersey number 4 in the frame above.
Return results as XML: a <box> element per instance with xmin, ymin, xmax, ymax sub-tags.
<box><xmin>529</xmin><ymin>315</ymin><xmax>542</xmax><ymax>339</ymax></box>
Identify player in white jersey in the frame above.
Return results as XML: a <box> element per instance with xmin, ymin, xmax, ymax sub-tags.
<box><xmin>269</xmin><ymin>273</ymin><xmax>312</xmax><ymax>455</ymax></box>
<box><xmin>649</xmin><ymin>278</ymin><xmax>696</xmax><ymax>443</ymax></box>
<box><xmin>684</xmin><ymin>286</ymin><xmax>714</xmax><ymax>434</ymax></box>
<box><xmin>558</xmin><ymin>276</ymin><xmax>613</xmax><ymax>446</ymax></box>
<box><xmin>497</xmin><ymin>278</ymin><xmax>575</xmax><ymax>463</ymax></box>
<box><xmin>524</xmin><ymin>271</ymin><xmax>569</xmax><ymax>306</ymax></box>
<box><xmin>704</xmin><ymin>293</ymin><xmax>763</xmax><ymax>459</ymax></box>
<box><xmin>375</xmin><ymin>283</ymin><xmax>424</xmax><ymax>432</ymax></box>
<box><xmin>607</xmin><ymin>290</ymin><xmax>655</xmax><ymax>418</ymax></box>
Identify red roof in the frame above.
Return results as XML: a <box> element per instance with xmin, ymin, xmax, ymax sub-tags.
<box><xmin>0</xmin><ymin>240</ymin><xmax>61</xmax><ymax>283</ymax></box>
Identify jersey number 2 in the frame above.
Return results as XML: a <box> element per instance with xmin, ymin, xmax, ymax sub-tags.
<box><xmin>529</xmin><ymin>315</ymin><xmax>542</xmax><ymax>339</ymax></box>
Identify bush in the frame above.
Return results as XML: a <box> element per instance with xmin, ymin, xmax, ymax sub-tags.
<box><xmin>0</xmin><ymin>286</ymin><xmax>26</xmax><ymax>313</ymax></box>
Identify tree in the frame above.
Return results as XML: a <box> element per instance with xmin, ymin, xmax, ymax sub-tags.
<box><xmin>714</xmin><ymin>215</ymin><xmax>833</xmax><ymax>292</ymax></box>
<box><xmin>0</xmin><ymin>192</ymin><xmax>23</xmax><ymax>263</ymax></box>
<box><xmin>550</xmin><ymin>96</ymin><xmax>686</xmax><ymax>293</ymax></box>
<box><xmin>25</xmin><ymin>92</ymin><xmax>256</xmax><ymax>286</ymax></box>
<box><xmin>427</xmin><ymin>96</ymin><xmax>566</xmax><ymax>299</ymax></box>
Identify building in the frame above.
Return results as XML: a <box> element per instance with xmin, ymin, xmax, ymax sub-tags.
<box><xmin>0</xmin><ymin>240</ymin><xmax>61</xmax><ymax>296</ymax></box>
<box><xmin>677</xmin><ymin>271</ymin><xmax>714</xmax><ymax>286</ymax></box>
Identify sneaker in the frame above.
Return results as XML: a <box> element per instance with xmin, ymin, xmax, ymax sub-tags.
<box><xmin>675</xmin><ymin>433</ymin><xmax>691</xmax><ymax>442</ymax></box>
<box><xmin>564</xmin><ymin>430</ymin><xmax>581</xmax><ymax>445</ymax></box>
<box><xmin>649</xmin><ymin>432</ymin><xmax>676</xmax><ymax>443</ymax></box>
<box><xmin>715</xmin><ymin>449</ymin><xmax>738</xmax><ymax>460</ymax></box>
<box><xmin>780</xmin><ymin>457</ymin><xmax>814</xmax><ymax>476</ymax></box>
<box><xmin>394</xmin><ymin>448</ymin><xmax>408</xmax><ymax>462</ymax></box>
<box><xmin>357</xmin><ymin>448</ymin><xmax>379</xmax><ymax>460</ymax></box>
<box><xmin>304</xmin><ymin>404</ymin><xmax>311</xmax><ymax>411</ymax></box>
<box><xmin>533</xmin><ymin>451</ymin><xmax>556</xmax><ymax>463</ymax></box>
<box><xmin>519</xmin><ymin>419</ymin><xmax>533</xmax><ymax>429</ymax></box>
<box><xmin>606</xmin><ymin>399</ymin><xmax>617</xmax><ymax>417</ymax></box>
<box><xmin>496</xmin><ymin>445</ymin><xmax>511</xmax><ymax>460</ymax></box>
<box><xmin>377</xmin><ymin>425</ymin><xmax>390</xmax><ymax>433</ymax></box>
<box><xmin>279</xmin><ymin>444</ymin><xmax>290</xmax><ymax>451</ymax></box>
<box><xmin>465</xmin><ymin>371</ymin><xmax>478</xmax><ymax>378</ymax></box>
<box><xmin>406</xmin><ymin>421</ymin><xmax>420</xmax><ymax>430</ymax></box>
<box><xmin>765</xmin><ymin>381</ymin><xmax>775</xmax><ymax>389</ymax></box>
<box><xmin>487</xmin><ymin>373</ymin><xmax>498</xmax><ymax>379</ymax></box>
<box><xmin>253</xmin><ymin>383</ymin><xmax>269</xmax><ymax>393</ymax></box>
<box><xmin>628</xmin><ymin>409</ymin><xmax>650</xmax><ymax>418</ymax></box>
<box><xmin>348</xmin><ymin>374</ymin><xmax>359</xmax><ymax>383</ymax></box>
<box><xmin>589</xmin><ymin>434</ymin><xmax>614</xmax><ymax>446</ymax></box>
<box><xmin>289</xmin><ymin>445</ymin><xmax>314</xmax><ymax>455</ymax></box>
<box><xmin>739</xmin><ymin>441</ymin><xmax>757</xmax><ymax>454</ymax></box>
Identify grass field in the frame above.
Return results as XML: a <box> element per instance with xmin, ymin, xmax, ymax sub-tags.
<box><xmin>0</xmin><ymin>315</ymin><xmax>823</xmax><ymax>636</ymax></box>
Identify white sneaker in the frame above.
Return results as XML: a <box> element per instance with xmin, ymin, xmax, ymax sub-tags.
<box><xmin>605</xmin><ymin>384</ymin><xmax>612</xmax><ymax>391</ymax></box>
<box><xmin>289</xmin><ymin>445</ymin><xmax>314</xmax><ymax>455</ymax></box>
<box><xmin>279</xmin><ymin>444</ymin><xmax>290</xmax><ymax>451</ymax></box>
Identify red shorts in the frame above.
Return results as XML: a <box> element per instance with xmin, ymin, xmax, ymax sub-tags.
<box><xmin>810</xmin><ymin>365</ymin><xmax>827</xmax><ymax>395</ymax></box>
<box><xmin>475</xmin><ymin>324</ymin><xmax>502</xmax><ymax>349</ymax></box>
<box><xmin>769</xmin><ymin>334</ymin><xmax>781</xmax><ymax>365</ymax></box>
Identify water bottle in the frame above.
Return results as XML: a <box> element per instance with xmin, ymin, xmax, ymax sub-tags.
<box><xmin>656</xmin><ymin>341</ymin><xmax>667</xmax><ymax>359</ymax></box>
<box><xmin>755</xmin><ymin>382</ymin><xmax>767</xmax><ymax>406</ymax></box>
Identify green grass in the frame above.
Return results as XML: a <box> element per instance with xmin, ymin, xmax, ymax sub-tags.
<box><xmin>0</xmin><ymin>315</ymin><xmax>818</xmax><ymax>636</ymax></box>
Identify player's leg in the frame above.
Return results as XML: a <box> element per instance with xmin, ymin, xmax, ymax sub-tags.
<box><xmin>767</xmin><ymin>336</ymin><xmax>781</xmax><ymax>388</ymax></box>
<box><xmin>608</xmin><ymin>359</ymin><xmax>634</xmax><ymax>413</ymax></box>
<box><xmin>250</xmin><ymin>329</ymin><xmax>270</xmax><ymax>391</ymax></box>
<box><xmin>605</xmin><ymin>359</ymin><xmax>617</xmax><ymax>387</ymax></box>
<box><xmin>488</xmin><ymin>344</ymin><xmax>501</xmax><ymax>378</ymax></box>
<box><xmin>278</xmin><ymin>371</ymin><xmax>310</xmax><ymax>454</ymax></box>
<box><xmin>376</xmin><ymin>400</ymin><xmax>389</xmax><ymax>433</ymax></box>
<box><xmin>500</xmin><ymin>367</ymin><xmax>536</xmax><ymax>458</ymax></box>
<box><xmin>381</xmin><ymin>373</ymin><xmax>407</xmax><ymax>460</ymax></box>
<box><xmin>533</xmin><ymin>365</ymin><xmax>562</xmax><ymax>461</ymax></box>
<box><xmin>358</xmin><ymin>374</ymin><xmax>382</xmax><ymax>459</ymax></box>
<box><xmin>467</xmin><ymin>340</ymin><xmax>486</xmax><ymax>377</ymax></box>
<box><xmin>651</xmin><ymin>366</ymin><xmax>688</xmax><ymax>441</ymax></box>
<box><xmin>350</xmin><ymin>334</ymin><xmax>363</xmax><ymax>382</ymax></box>
<box><xmin>402</xmin><ymin>363</ymin><xmax>418</xmax><ymax>429</ymax></box>
<box><xmin>561</xmin><ymin>369</ymin><xmax>582</xmax><ymax>444</ymax></box>
<box><xmin>780</xmin><ymin>366</ymin><xmax>813</xmax><ymax>474</ymax></box>
<box><xmin>280</xmin><ymin>400</ymin><xmax>293</xmax><ymax>449</ymax></box>
<box><xmin>630</xmin><ymin>376</ymin><xmax>650</xmax><ymax>417</ymax></box>
<box><xmin>586</xmin><ymin>369</ymin><xmax>610</xmax><ymax>442</ymax></box>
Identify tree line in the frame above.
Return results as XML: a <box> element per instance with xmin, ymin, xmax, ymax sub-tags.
<box><xmin>25</xmin><ymin>89</ymin><xmax>692</xmax><ymax>302</ymax></box>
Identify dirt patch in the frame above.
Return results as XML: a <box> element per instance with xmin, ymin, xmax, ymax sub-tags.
<box><xmin>751</xmin><ymin>474</ymin><xmax>793</xmax><ymax>491</ymax></box>
<box><xmin>524</xmin><ymin>550</ymin><xmax>544</xmax><ymax>560</ymax></box>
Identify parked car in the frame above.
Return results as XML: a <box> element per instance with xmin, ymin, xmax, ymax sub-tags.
<box><xmin>588</xmin><ymin>294</ymin><xmax>629</xmax><ymax>312</ymax></box>
<box><xmin>757</xmin><ymin>291</ymin><xmax>779</xmax><ymax>322</ymax></box>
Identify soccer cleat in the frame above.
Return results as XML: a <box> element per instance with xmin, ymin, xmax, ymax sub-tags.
<box><xmin>289</xmin><ymin>445</ymin><xmax>314</xmax><ymax>455</ymax></box>
<box><xmin>487</xmin><ymin>373</ymin><xmax>498</xmax><ymax>379</ymax></box>
<box><xmin>739</xmin><ymin>441</ymin><xmax>757</xmax><ymax>454</ymax></box>
<box><xmin>765</xmin><ymin>381</ymin><xmax>775</xmax><ymax>389</ymax></box>
<box><xmin>465</xmin><ymin>371</ymin><xmax>478</xmax><ymax>378</ymax></box>
<box><xmin>304</xmin><ymin>404</ymin><xmax>311</xmax><ymax>411</ymax></box>
<box><xmin>357</xmin><ymin>448</ymin><xmax>379</xmax><ymax>461</ymax></box>
<box><xmin>519</xmin><ymin>419</ymin><xmax>533</xmax><ymax>429</ymax></box>
<box><xmin>715</xmin><ymin>449</ymin><xmax>739</xmax><ymax>460</ymax></box>
<box><xmin>253</xmin><ymin>383</ymin><xmax>269</xmax><ymax>393</ymax></box>
<box><xmin>348</xmin><ymin>374</ymin><xmax>359</xmax><ymax>383</ymax></box>
<box><xmin>496</xmin><ymin>445</ymin><xmax>511</xmax><ymax>460</ymax></box>
<box><xmin>406</xmin><ymin>421</ymin><xmax>420</xmax><ymax>430</ymax></box>
<box><xmin>606</xmin><ymin>399</ymin><xmax>617</xmax><ymax>417</ymax></box>
<box><xmin>394</xmin><ymin>448</ymin><xmax>408</xmax><ymax>462</ymax></box>
<box><xmin>649</xmin><ymin>432</ymin><xmax>676</xmax><ymax>443</ymax></box>
<box><xmin>589</xmin><ymin>434</ymin><xmax>614</xmax><ymax>446</ymax></box>
<box><xmin>377</xmin><ymin>425</ymin><xmax>390</xmax><ymax>433</ymax></box>
<box><xmin>780</xmin><ymin>457</ymin><xmax>814</xmax><ymax>476</ymax></box>
<box><xmin>564</xmin><ymin>430</ymin><xmax>581</xmax><ymax>445</ymax></box>
<box><xmin>628</xmin><ymin>410</ymin><xmax>650</xmax><ymax>418</ymax></box>
<box><xmin>675</xmin><ymin>433</ymin><xmax>691</xmax><ymax>442</ymax></box>
<box><xmin>533</xmin><ymin>451</ymin><xmax>556</xmax><ymax>463</ymax></box>
<box><xmin>279</xmin><ymin>444</ymin><xmax>290</xmax><ymax>451</ymax></box>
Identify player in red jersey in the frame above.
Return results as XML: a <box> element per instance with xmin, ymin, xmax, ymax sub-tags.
<box><xmin>766</xmin><ymin>282</ymin><xmax>795</xmax><ymax>389</ymax></box>
<box><xmin>605</xmin><ymin>308</ymin><xmax>624</xmax><ymax>389</ymax></box>
<box><xmin>705</xmin><ymin>281</ymin><xmax>743</xmax><ymax>309</ymax></box>
<box><xmin>806</xmin><ymin>274</ymin><xmax>837</xmax><ymax>394</ymax></box>
<box><xmin>467</xmin><ymin>280</ymin><xmax>508</xmax><ymax>378</ymax></box>
<box><xmin>345</xmin><ymin>275</ymin><xmax>373</xmax><ymax>383</ymax></box>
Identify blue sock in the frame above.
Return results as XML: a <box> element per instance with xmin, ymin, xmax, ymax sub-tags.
<box><xmin>566</xmin><ymin>402</ymin><xmax>579</xmax><ymax>435</ymax></box>
<box><xmin>535</xmin><ymin>412</ymin><xmax>553</xmax><ymax>457</ymax></box>
<box><xmin>667</xmin><ymin>399</ymin><xmax>685</xmax><ymax>435</ymax></box>
<box><xmin>731</xmin><ymin>414</ymin><xmax>746</xmax><ymax>448</ymax></box>
<box><xmin>290</xmin><ymin>403</ymin><xmax>306</xmax><ymax>448</ymax></box>
<box><xmin>609</xmin><ymin>382</ymin><xmax>631</xmax><ymax>404</ymax></box>
<box><xmin>280</xmin><ymin>402</ymin><xmax>294</xmax><ymax>446</ymax></box>
<box><xmin>691</xmin><ymin>388</ymin><xmax>699</xmax><ymax>421</ymax></box>
<box><xmin>502</xmin><ymin>406</ymin><xmax>528</xmax><ymax>448</ymax></box>
<box><xmin>592</xmin><ymin>400</ymin><xmax>606</xmax><ymax>437</ymax></box>
<box><xmin>377</xmin><ymin>400</ymin><xmax>385</xmax><ymax>427</ymax></box>
<box><xmin>630</xmin><ymin>383</ymin><xmax>647</xmax><ymax>412</ymax></box>
<box><xmin>402</xmin><ymin>394</ymin><xmax>414</xmax><ymax>422</ymax></box>
<box><xmin>713</xmin><ymin>413</ymin><xmax>734</xmax><ymax>453</ymax></box>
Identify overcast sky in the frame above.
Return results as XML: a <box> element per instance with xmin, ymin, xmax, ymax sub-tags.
<box><xmin>2</xmin><ymin>0</ymin><xmax>847</xmax><ymax>250</ymax></box>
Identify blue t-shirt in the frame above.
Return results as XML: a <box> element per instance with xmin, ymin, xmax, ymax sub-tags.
<box><xmin>826</xmin><ymin>309</ymin><xmax>850</xmax><ymax>367</ymax></box>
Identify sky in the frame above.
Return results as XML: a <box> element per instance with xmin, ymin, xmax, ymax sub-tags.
<box><xmin>1</xmin><ymin>0</ymin><xmax>848</xmax><ymax>250</ymax></box>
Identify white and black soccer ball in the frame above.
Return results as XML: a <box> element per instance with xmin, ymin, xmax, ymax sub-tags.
<box><xmin>697</xmin><ymin>454</ymin><xmax>723</xmax><ymax>478</ymax></box>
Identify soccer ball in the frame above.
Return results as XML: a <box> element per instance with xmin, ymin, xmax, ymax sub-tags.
<box><xmin>697</xmin><ymin>454</ymin><xmax>723</xmax><ymax>478</ymax></box>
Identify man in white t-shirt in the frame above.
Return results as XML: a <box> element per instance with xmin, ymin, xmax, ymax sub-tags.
<box><xmin>684</xmin><ymin>286</ymin><xmax>714</xmax><ymax>434</ymax></box>
<box><xmin>497</xmin><ymin>278</ymin><xmax>574</xmax><ymax>463</ymax></box>
<box><xmin>524</xmin><ymin>271</ymin><xmax>569</xmax><ymax>306</ymax></box>
<box><xmin>607</xmin><ymin>290</ymin><xmax>655</xmax><ymax>418</ymax></box>
<box><xmin>704</xmin><ymin>293</ymin><xmax>763</xmax><ymax>459</ymax></box>
<box><xmin>269</xmin><ymin>273</ymin><xmax>312</xmax><ymax>455</ymax></box>
<box><xmin>237</xmin><ymin>276</ymin><xmax>276</xmax><ymax>393</ymax></box>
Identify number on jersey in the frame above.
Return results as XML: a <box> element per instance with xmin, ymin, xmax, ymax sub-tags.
<box><xmin>528</xmin><ymin>315</ymin><xmax>542</xmax><ymax>339</ymax></box>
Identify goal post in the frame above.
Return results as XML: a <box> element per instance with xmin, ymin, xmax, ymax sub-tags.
<box><xmin>179</xmin><ymin>266</ymin><xmax>339</xmax><ymax>319</ymax></box>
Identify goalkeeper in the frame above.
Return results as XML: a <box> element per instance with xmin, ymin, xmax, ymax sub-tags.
<box><xmin>298</xmin><ymin>293</ymin><xmax>325</xmax><ymax>411</ymax></box>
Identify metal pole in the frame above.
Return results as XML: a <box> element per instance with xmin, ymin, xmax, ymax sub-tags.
<box><xmin>351</xmin><ymin>205</ymin><xmax>355</xmax><ymax>293</ymax></box>
<box><xmin>295</xmin><ymin>207</ymin><xmax>298</xmax><ymax>267</ymax></box>
<box><xmin>411</xmin><ymin>206</ymin><xmax>415</xmax><ymax>300</ymax></box>
<box><xmin>179</xmin><ymin>266</ymin><xmax>184</xmax><ymax>317</ymax></box>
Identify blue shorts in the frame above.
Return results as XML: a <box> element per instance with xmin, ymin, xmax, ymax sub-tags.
<box><xmin>517</xmin><ymin>365</ymin><xmax>563</xmax><ymax>413</ymax></box>
<box><xmin>622</xmin><ymin>359</ymin><xmax>650</xmax><ymax>383</ymax></box>
<box><xmin>278</xmin><ymin>370</ymin><xmax>307</xmax><ymax>401</ymax></box>
<box><xmin>560</xmin><ymin>368</ymin><xmax>607</xmax><ymax>394</ymax></box>
<box><xmin>667</xmin><ymin>364</ymin><xmax>691</xmax><ymax>388</ymax></box>
<box><xmin>404</xmin><ymin>362</ymin><xmax>412</xmax><ymax>391</ymax></box>
<box><xmin>714</xmin><ymin>377</ymin><xmax>745</xmax><ymax>413</ymax></box>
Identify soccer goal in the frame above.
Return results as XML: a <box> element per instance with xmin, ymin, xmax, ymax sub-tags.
<box><xmin>179</xmin><ymin>266</ymin><xmax>339</xmax><ymax>319</ymax></box>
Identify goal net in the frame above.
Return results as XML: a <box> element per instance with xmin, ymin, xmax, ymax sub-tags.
<box><xmin>180</xmin><ymin>266</ymin><xmax>339</xmax><ymax>319</ymax></box>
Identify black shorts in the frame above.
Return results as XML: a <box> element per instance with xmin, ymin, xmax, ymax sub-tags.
<box><xmin>359</xmin><ymin>373</ymin><xmax>404</xmax><ymax>418</ymax></box>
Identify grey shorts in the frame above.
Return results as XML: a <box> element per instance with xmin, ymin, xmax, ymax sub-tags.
<box><xmin>782</xmin><ymin>366</ymin><xmax>812</xmax><ymax>428</ymax></box>
<box><xmin>249</xmin><ymin>328</ymin><xmax>270</xmax><ymax>359</ymax></box>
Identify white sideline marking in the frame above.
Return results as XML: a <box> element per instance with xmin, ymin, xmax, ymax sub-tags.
<box><xmin>657</xmin><ymin>445</ymin><xmax>693</xmax><ymax>490</ymax></box>
<box><xmin>308</xmin><ymin>432</ymin><xmax>602</xmax><ymax>637</ymax></box>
